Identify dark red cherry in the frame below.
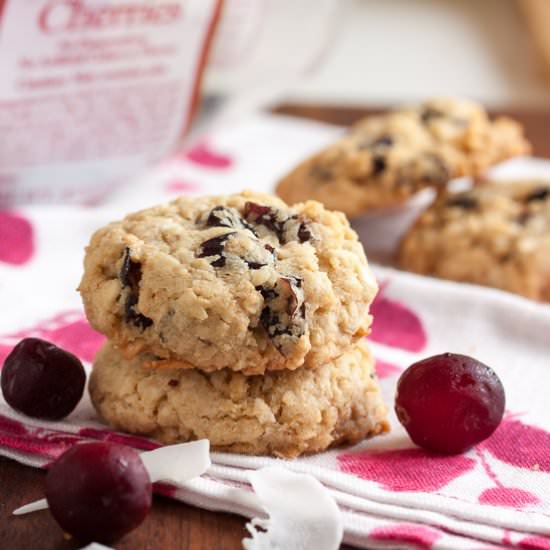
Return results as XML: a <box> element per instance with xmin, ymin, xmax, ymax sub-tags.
<box><xmin>45</xmin><ymin>442</ymin><xmax>152</xmax><ymax>543</ymax></box>
<box><xmin>1</xmin><ymin>337</ymin><xmax>85</xmax><ymax>419</ymax></box>
<box><xmin>395</xmin><ymin>353</ymin><xmax>505</xmax><ymax>454</ymax></box>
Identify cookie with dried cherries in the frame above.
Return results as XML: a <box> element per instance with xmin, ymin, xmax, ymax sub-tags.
<box><xmin>276</xmin><ymin>97</ymin><xmax>531</xmax><ymax>218</ymax></box>
<box><xmin>78</xmin><ymin>191</ymin><xmax>377</xmax><ymax>374</ymax></box>
<box><xmin>399</xmin><ymin>180</ymin><xmax>550</xmax><ymax>300</ymax></box>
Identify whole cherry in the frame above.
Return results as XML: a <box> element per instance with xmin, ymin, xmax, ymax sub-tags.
<box><xmin>1</xmin><ymin>337</ymin><xmax>85</xmax><ymax>420</ymax></box>
<box><xmin>45</xmin><ymin>442</ymin><xmax>152</xmax><ymax>543</ymax></box>
<box><xmin>395</xmin><ymin>353</ymin><xmax>505</xmax><ymax>454</ymax></box>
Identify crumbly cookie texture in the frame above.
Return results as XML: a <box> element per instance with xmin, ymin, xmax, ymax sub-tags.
<box><xmin>276</xmin><ymin>98</ymin><xmax>531</xmax><ymax>218</ymax></box>
<box><xmin>79</xmin><ymin>191</ymin><xmax>377</xmax><ymax>374</ymax></box>
<box><xmin>89</xmin><ymin>341</ymin><xmax>389</xmax><ymax>458</ymax></box>
<box><xmin>399</xmin><ymin>180</ymin><xmax>550</xmax><ymax>301</ymax></box>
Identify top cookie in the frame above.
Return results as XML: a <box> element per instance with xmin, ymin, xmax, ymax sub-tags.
<box><xmin>79</xmin><ymin>191</ymin><xmax>378</xmax><ymax>374</ymax></box>
<box><xmin>276</xmin><ymin>98</ymin><xmax>531</xmax><ymax>218</ymax></box>
<box><xmin>399</xmin><ymin>180</ymin><xmax>550</xmax><ymax>301</ymax></box>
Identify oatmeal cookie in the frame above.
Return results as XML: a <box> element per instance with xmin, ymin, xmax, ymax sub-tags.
<box><xmin>79</xmin><ymin>191</ymin><xmax>377</xmax><ymax>374</ymax></box>
<box><xmin>399</xmin><ymin>180</ymin><xmax>550</xmax><ymax>300</ymax></box>
<box><xmin>89</xmin><ymin>341</ymin><xmax>389</xmax><ymax>458</ymax></box>
<box><xmin>276</xmin><ymin>98</ymin><xmax>530</xmax><ymax>217</ymax></box>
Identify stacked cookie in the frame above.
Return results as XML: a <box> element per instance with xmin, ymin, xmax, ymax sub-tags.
<box><xmin>276</xmin><ymin>97</ymin><xmax>531</xmax><ymax>218</ymax></box>
<box><xmin>80</xmin><ymin>191</ymin><xmax>389</xmax><ymax>457</ymax></box>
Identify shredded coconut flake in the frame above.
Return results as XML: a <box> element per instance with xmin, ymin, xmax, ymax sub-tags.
<box><xmin>12</xmin><ymin>498</ymin><xmax>48</xmax><ymax>515</ymax></box>
<box><xmin>140</xmin><ymin>439</ymin><xmax>211</xmax><ymax>484</ymax></box>
<box><xmin>242</xmin><ymin>466</ymin><xmax>343</xmax><ymax>550</ymax></box>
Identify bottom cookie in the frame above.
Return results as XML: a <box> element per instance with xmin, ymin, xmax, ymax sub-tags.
<box><xmin>89</xmin><ymin>342</ymin><xmax>389</xmax><ymax>458</ymax></box>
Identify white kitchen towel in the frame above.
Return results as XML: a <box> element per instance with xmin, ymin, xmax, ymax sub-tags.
<box><xmin>1</xmin><ymin>113</ymin><xmax>550</xmax><ymax>550</ymax></box>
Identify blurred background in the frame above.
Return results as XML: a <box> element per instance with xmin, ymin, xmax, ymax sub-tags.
<box><xmin>205</xmin><ymin>0</ymin><xmax>550</xmax><ymax>109</ymax></box>
<box><xmin>2</xmin><ymin>0</ymin><xmax>549</xmax><ymax>205</ymax></box>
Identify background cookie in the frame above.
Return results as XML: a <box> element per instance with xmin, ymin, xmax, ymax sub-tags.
<box><xmin>79</xmin><ymin>191</ymin><xmax>378</xmax><ymax>374</ymax></box>
<box><xmin>276</xmin><ymin>97</ymin><xmax>531</xmax><ymax>218</ymax></box>
<box><xmin>399</xmin><ymin>180</ymin><xmax>550</xmax><ymax>300</ymax></box>
<box><xmin>89</xmin><ymin>341</ymin><xmax>389</xmax><ymax>458</ymax></box>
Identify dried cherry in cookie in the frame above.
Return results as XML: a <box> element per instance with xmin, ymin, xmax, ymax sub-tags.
<box><xmin>282</xmin><ymin>215</ymin><xmax>313</xmax><ymax>244</ymax></box>
<box><xmin>197</xmin><ymin>232</ymin><xmax>236</xmax><ymax>267</ymax></box>
<box><xmin>243</xmin><ymin>243</ymin><xmax>276</xmax><ymax>270</ymax></box>
<box><xmin>525</xmin><ymin>187</ymin><xmax>550</xmax><ymax>203</ymax></box>
<box><xmin>119</xmin><ymin>248</ymin><xmax>153</xmax><ymax>330</ymax></box>
<box><xmin>206</xmin><ymin>205</ymin><xmax>242</xmax><ymax>228</ymax></box>
<box><xmin>420</xmin><ymin>106</ymin><xmax>445</xmax><ymax>123</ymax></box>
<box><xmin>119</xmin><ymin>247</ymin><xmax>138</xmax><ymax>288</ymax></box>
<box><xmin>358</xmin><ymin>135</ymin><xmax>394</xmax><ymax>151</ymax></box>
<box><xmin>244</xmin><ymin>202</ymin><xmax>282</xmax><ymax>237</ymax></box>
<box><xmin>199</xmin><ymin>231</ymin><xmax>275</xmax><ymax>271</ymax></box>
<box><xmin>205</xmin><ymin>205</ymin><xmax>257</xmax><ymax>235</ymax></box>
<box><xmin>297</xmin><ymin>222</ymin><xmax>312</xmax><ymax>243</ymax></box>
<box><xmin>255</xmin><ymin>285</ymin><xmax>278</xmax><ymax>301</ymax></box>
<box><xmin>421</xmin><ymin>154</ymin><xmax>450</xmax><ymax>185</ymax></box>
<box><xmin>371</xmin><ymin>135</ymin><xmax>394</xmax><ymax>148</ymax></box>
<box><xmin>372</xmin><ymin>155</ymin><xmax>387</xmax><ymax>175</ymax></box>
<box><xmin>243</xmin><ymin>201</ymin><xmax>313</xmax><ymax>245</ymax></box>
<box><xmin>259</xmin><ymin>276</ymin><xmax>306</xmax><ymax>355</ymax></box>
<box><xmin>279</xmin><ymin>276</ymin><xmax>302</xmax><ymax>316</ymax></box>
<box><xmin>446</xmin><ymin>195</ymin><xmax>478</xmax><ymax>210</ymax></box>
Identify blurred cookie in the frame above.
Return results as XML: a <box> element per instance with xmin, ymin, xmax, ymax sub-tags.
<box><xmin>399</xmin><ymin>180</ymin><xmax>550</xmax><ymax>300</ymax></box>
<box><xmin>79</xmin><ymin>191</ymin><xmax>377</xmax><ymax>374</ymax></box>
<box><xmin>276</xmin><ymin>98</ymin><xmax>531</xmax><ymax>218</ymax></box>
<box><xmin>89</xmin><ymin>341</ymin><xmax>390</xmax><ymax>458</ymax></box>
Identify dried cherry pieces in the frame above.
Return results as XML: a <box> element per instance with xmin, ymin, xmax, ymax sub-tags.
<box><xmin>245</xmin><ymin>260</ymin><xmax>267</xmax><ymax>270</ymax></box>
<box><xmin>259</xmin><ymin>276</ymin><xmax>306</xmax><ymax>354</ymax></box>
<box><xmin>243</xmin><ymin>201</ymin><xmax>273</xmax><ymax>221</ymax></box>
<box><xmin>1</xmin><ymin>337</ymin><xmax>85</xmax><ymax>420</ymax></box>
<box><xmin>119</xmin><ymin>248</ymin><xmax>153</xmax><ymax>330</ymax></box>
<box><xmin>395</xmin><ymin>353</ymin><xmax>505</xmax><ymax>454</ymax></box>
<box><xmin>124</xmin><ymin>294</ymin><xmax>153</xmax><ymax>330</ymax></box>
<box><xmin>255</xmin><ymin>285</ymin><xmax>278</xmax><ymax>300</ymax></box>
<box><xmin>420</xmin><ymin>106</ymin><xmax>445</xmax><ymax>123</ymax></box>
<box><xmin>422</xmin><ymin>154</ymin><xmax>449</xmax><ymax>185</ymax></box>
<box><xmin>205</xmin><ymin>206</ymin><xmax>257</xmax><ymax>235</ymax></box>
<box><xmin>243</xmin><ymin>202</ymin><xmax>313</xmax><ymax>245</ymax></box>
<box><xmin>371</xmin><ymin>135</ymin><xmax>394</xmax><ymax>148</ymax></box>
<box><xmin>525</xmin><ymin>187</ymin><xmax>550</xmax><ymax>203</ymax></box>
<box><xmin>517</xmin><ymin>211</ymin><xmax>531</xmax><ymax>226</ymax></box>
<box><xmin>206</xmin><ymin>205</ymin><xmax>240</xmax><ymax>228</ymax></box>
<box><xmin>447</xmin><ymin>195</ymin><xmax>478</xmax><ymax>210</ymax></box>
<box><xmin>119</xmin><ymin>247</ymin><xmax>139</xmax><ymax>288</ymax></box>
<box><xmin>243</xmin><ymin>202</ymin><xmax>281</xmax><ymax>237</ymax></box>
<box><xmin>197</xmin><ymin>232</ymin><xmax>235</xmax><ymax>268</ymax></box>
<box><xmin>359</xmin><ymin>135</ymin><xmax>394</xmax><ymax>150</ymax></box>
<box><xmin>45</xmin><ymin>442</ymin><xmax>152</xmax><ymax>544</ymax></box>
<box><xmin>297</xmin><ymin>223</ymin><xmax>311</xmax><ymax>243</ymax></box>
<box><xmin>372</xmin><ymin>155</ymin><xmax>387</xmax><ymax>175</ymax></box>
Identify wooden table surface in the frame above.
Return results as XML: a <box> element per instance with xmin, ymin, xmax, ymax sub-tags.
<box><xmin>1</xmin><ymin>104</ymin><xmax>548</xmax><ymax>550</ymax></box>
